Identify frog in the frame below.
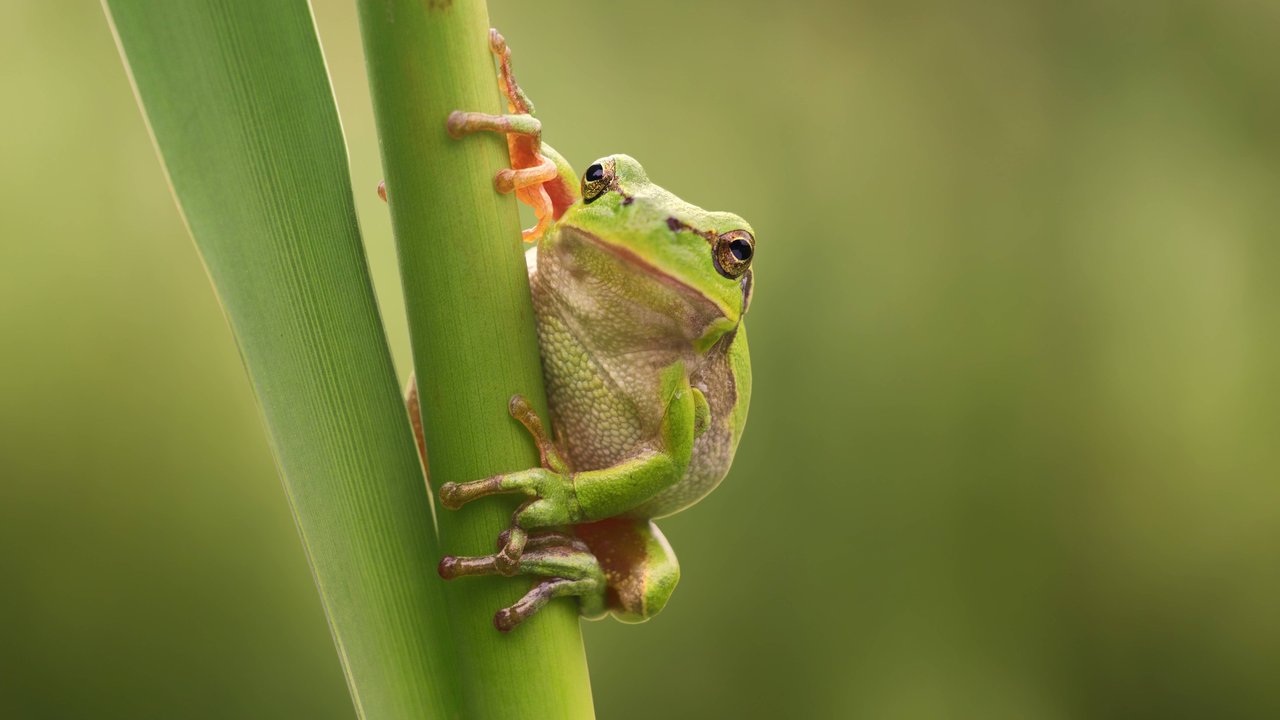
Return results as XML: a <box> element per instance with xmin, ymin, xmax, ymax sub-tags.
<box><xmin>396</xmin><ymin>30</ymin><xmax>754</xmax><ymax>632</ymax></box>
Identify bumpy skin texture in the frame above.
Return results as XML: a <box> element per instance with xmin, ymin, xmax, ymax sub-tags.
<box><xmin>426</xmin><ymin>30</ymin><xmax>754</xmax><ymax>632</ymax></box>
<box><xmin>530</xmin><ymin>177</ymin><xmax>752</xmax><ymax>518</ymax></box>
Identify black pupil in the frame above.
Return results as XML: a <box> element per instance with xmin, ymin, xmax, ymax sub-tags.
<box><xmin>585</xmin><ymin>164</ymin><xmax>605</xmax><ymax>182</ymax></box>
<box><xmin>729</xmin><ymin>239</ymin><xmax>752</xmax><ymax>261</ymax></box>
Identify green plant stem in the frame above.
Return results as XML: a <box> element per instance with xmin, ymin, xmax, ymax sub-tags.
<box><xmin>355</xmin><ymin>0</ymin><xmax>596</xmax><ymax>717</ymax></box>
<box><xmin>102</xmin><ymin>2</ymin><xmax>460</xmax><ymax>717</ymax></box>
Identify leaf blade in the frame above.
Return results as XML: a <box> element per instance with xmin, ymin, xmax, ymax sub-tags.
<box><xmin>103</xmin><ymin>1</ymin><xmax>460</xmax><ymax>717</ymax></box>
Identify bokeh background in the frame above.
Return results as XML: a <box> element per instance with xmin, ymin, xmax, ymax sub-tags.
<box><xmin>3</xmin><ymin>1</ymin><xmax>1279</xmax><ymax>718</ymax></box>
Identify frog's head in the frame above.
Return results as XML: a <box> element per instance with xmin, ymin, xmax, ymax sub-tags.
<box><xmin>549</xmin><ymin>154</ymin><xmax>755</xmax><ymax>351</ymax></box>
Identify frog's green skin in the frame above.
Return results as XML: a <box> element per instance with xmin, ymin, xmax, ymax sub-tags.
<box><xmin>421</xmin><ymin>31</ymin><xmax>754</xmax><ymax>633</ymax></box>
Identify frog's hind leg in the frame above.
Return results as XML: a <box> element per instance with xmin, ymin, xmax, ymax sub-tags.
<box><xmin>439</xmin><ymin>531</ymin><xmax>607</xmax><ymax>632</ymax></box>
<box><xmin>575</xmin><ymin>518</ymin><xmax>681</xmax><ymax>623</ymax></box>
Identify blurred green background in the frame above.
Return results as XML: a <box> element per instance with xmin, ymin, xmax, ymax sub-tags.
<box><xmin>3</xmin><ymin>1</ymin><xmax>1279</xmax><ymax>718</ymax></box>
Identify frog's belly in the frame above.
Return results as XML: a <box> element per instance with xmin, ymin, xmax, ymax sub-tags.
<box><xmin>533</xmin><ymin>306</ymin><xmax>732</xmax><ymax>519</ymax></box>
<box><xmin>528</xmin><ymin>242</ymin><xmax>739</xmax><ymax>519</ymax></box>
<box><xmin>535</xmin><ymin>309</ymin><xmax>650</xmax><ymax>471</ymax></box>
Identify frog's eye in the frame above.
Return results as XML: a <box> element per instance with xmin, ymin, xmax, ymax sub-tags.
<box><xmin>713</xmin><ymin>230</ymin><xmax>754</xmax><ymax>279</ymax></box>
<box><xmin>581</xmin><ymin>158</ymin><xmax>615</xmax><ymax>204</ymax></box>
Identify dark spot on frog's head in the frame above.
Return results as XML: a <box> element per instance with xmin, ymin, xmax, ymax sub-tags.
<box><xmin>621</xmin><ymin>196</ymin><xmax>634</xmax><ymax>206</ymax></box>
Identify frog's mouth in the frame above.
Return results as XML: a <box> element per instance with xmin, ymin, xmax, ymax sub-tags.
<box><xmin>554</xmin><ymin>225</ymin><xmax>742</xmax><ymax>351</ymax></box>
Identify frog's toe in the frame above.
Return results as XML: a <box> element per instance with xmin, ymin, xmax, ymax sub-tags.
<box><xmin>493</xmin><ymin>156</ymin><xmax>558</xmax><ymax>194</ymax></box>
<box><xmin>445</xmin><ymin>110</ymin><xmax>541</xmax><ymax>139</ymax></box>
<box><xmin>507</xmin><ymin>394</ymin><xmax>571</xmax><ymax>473</ymax></box>
<box><xmin>494</xmin><ymin>576</ymin><xmax>600</xmax><ymax>633</ymax></box>
<box><xmin>437</xmin><ymin>553</ymin><xmax>492</xmax><ymax>579</ymax></box>
<box><xmin>501</xmin><ymin>528</ymin><xmax>590</xmax><ymax>554</ymax></box>
<box><xmin>437</xmin><ymin>477</ymin><xmax>502</xmax><ymax>510</ymax></box>
<box><xmin>493</xmin><ymin>525</ymin><xmax>526</xmax><ymax>575</ymax></box>
<box><xmin>438</xmin><ymin>535</ymin><xmax>607</xmax><ymax>631</ymax></box>
<box><xmin>437</xmin><ymin>467</ymin><xmax>554</xmax><ymax>510</ymax></box>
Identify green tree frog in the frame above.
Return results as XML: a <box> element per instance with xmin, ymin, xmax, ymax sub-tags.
<box><xmin>399</xmin><ymin>30</ymin><xmax>754</xmax><ymax>632</ymax></box>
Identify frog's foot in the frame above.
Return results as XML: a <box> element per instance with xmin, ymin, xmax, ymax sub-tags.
<box><xmin>438</xmin><ymin>469</ymin><xmax>579</xmax><ymax>573</ymax></box>
<box><xmin>447</xmin><ymin>114</ymin><xmax>557</xmax><ymax>196</ymax></box>
<box><xmin>445</xmin><ymin>110</ymin><xmax>557</xmax><ymax>242</ymax></box>
<box><xmin>438</xmin><ymin>532</ymin><xmax>606</xmax><ymax>632</ymax></box>
<box><xmin>438</xmin><ymin>395</ymin><xmax>578</xmax><ymax>570</ymax></box>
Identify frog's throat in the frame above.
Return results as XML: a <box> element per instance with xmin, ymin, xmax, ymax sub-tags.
<box><xmin>559</xmin><ymin>224</ymin><xmax>742</xmax><ymax>329</ymax></box>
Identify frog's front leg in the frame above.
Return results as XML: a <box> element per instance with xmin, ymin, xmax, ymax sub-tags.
<box><xmin>448</xmin><ymin>106</ymin><xmax>568</xmax><ymax>242</ymax></box>
<box><xmin>438</xmin><ymin>394</ymin><xmax>573</xmax><ymax>572</ymax></box>
<box><xmin>443</xmin><ymin>28</ymin><xmax>578</xmax><ymax>242</ymax></box>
